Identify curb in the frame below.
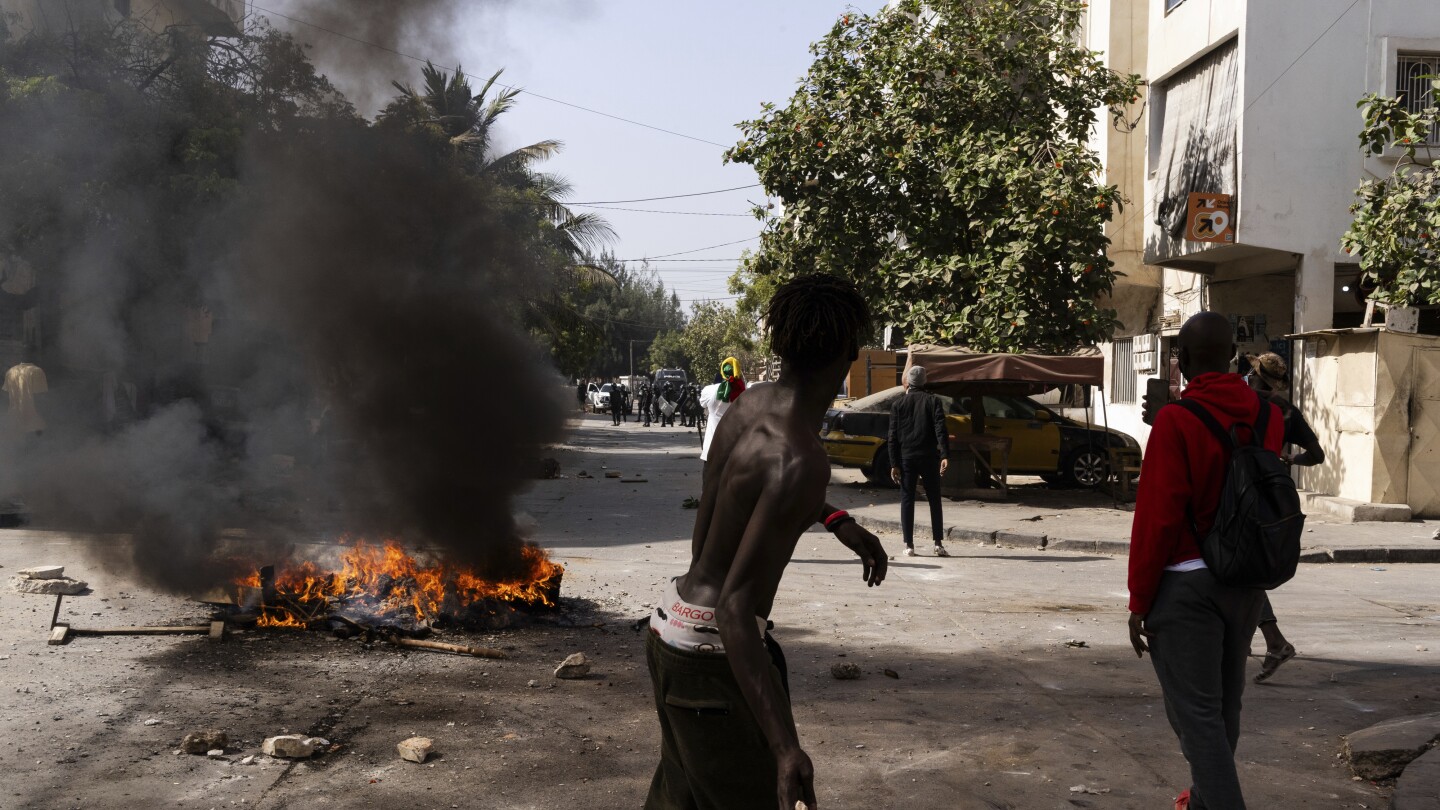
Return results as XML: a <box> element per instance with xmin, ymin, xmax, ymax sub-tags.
<box><xmin>853</xmin><ymin>516</ymin><xmax>1440</xmax><ymax>564</ymax></box>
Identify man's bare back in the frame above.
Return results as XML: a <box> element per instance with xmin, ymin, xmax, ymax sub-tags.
<box><xmin>677</xmin><ymin>381</ymin><xmax>830</xmax><ymax>616</ymax></box>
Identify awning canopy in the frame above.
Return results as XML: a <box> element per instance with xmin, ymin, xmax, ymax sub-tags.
<box><xmin>904</xmin><ymin>344</ymin><xmax>1104</xmax><ymax>396</ymax></box>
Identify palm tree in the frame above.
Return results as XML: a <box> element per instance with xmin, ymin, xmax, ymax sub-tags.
<box><xmin>379</xmin><ymin>63</ymin><xmax>614</xmax><ymax>262</ymax></box>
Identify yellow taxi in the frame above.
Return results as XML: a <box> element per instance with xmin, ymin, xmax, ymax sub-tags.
<box><xmin>821</xmin><ymin>386</ymin><xmax>1139</xmax><ymax>488</ymax></box>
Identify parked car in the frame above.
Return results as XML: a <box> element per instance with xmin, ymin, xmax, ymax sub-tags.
<box><xmin>587</xmin><ymin>383</ymin><xmax>613</xmax><ymax>412</ymax></box>
<box><xmin>820</xmin><ymin>386</ymin><xmax>1140</xmax><ymax>488</ymax></box>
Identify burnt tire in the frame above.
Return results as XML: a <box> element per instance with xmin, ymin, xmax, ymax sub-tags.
<box><xmin>1063</xmin><ymin>446</ymin><xmax>1109</xmax><ymax>489</ymax></box>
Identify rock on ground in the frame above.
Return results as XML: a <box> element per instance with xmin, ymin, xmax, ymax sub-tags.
<box><xmin>261</xmin><ymin>735</ymin><xmax>328</xmax><ymax>759</ymax></box>
<box><xmin>17</xmin><ymin>565</ymin><xmax>64</xmax><ymax>580</ymax></box>
<box><xmin>1393</xmin><ymin>746</ymin><xmax>1440</xmax><ymax>810</ymax></box>
<box><xmin>180</xmin><ymin>729</ymin><xmax>227</xmax><ymax>755</ymax></box>
<box><xmin>396</xmin><ymin>736</ymin><xmax>434</xmax><ymax>763</ymax></box>
<box><xmin>831</xmin><ymin>662</ymin><xmax>862</xmax><ymax>680</ymax></box>
<box><xmin>554</xmin><ymin>652</ymin><xmax>591</xmax><ymax>679</ymax></box>
<box><xmin>12</xmin><ymin>576</ymin><xmax>87</xmax><ymax>595</ymax></box>
<box><xmin>1345</xmin><ymin>712</ymin><xmax>1440</xmax><ymax>780</ymax></box>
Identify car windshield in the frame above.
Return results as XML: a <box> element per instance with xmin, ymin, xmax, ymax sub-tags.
<box><xmin>600</xmin><ymin>384</ymin><xmax>613</xmax><ymax>392</ymax></box>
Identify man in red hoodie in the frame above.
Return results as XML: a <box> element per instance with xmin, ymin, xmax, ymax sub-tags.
<box><xmin>1129</xmin><ymin>312</ymin><xmax>1284</xmax><ymax>810</ymax></box>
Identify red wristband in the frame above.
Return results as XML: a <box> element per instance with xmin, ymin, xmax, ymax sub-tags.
<box><xmin>823</xmin><ymin>510</ymin><xmax>850</xmax><ymax>529</ymax></box>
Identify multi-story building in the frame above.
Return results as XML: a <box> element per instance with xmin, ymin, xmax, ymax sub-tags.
<box><xmin>1097</xmin><ymin>0</ymin><xmax>1440</xmax><ymax>518</ymax></box>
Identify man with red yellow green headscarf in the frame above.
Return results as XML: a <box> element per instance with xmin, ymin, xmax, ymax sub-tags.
<box><xmin>699</xmin><ymin>356</ymin><xmax>746</xmax><ymax>462</ymax></box>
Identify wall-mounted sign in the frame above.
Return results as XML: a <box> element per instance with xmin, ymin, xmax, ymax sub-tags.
<box><xmin>1186</xmin><ymin>192</ymin><xmax>1234</xmax><ymax>244</ymax></box>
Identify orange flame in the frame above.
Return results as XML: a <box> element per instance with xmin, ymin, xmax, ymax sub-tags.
<box><xmin>237</xmin><ymin>540</ymin><xmax>562</xmax><ymax>627</ymax></box>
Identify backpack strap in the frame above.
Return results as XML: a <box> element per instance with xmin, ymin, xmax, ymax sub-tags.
<box><xmin>1252</xmin><ymin>392</ymin><xmax>1272</xmax><ymax>449</ymax></box>
<box><xmin>1172</xmin><ymin>399</ymin><xmax>1235</xmax><ymax>451</ymax></box>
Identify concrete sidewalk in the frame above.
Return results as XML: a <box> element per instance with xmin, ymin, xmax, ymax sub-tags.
<box><xmin>833</xmin><ymin>470</ymin><xmax>1440</xmax><ymax>563</ymax></box>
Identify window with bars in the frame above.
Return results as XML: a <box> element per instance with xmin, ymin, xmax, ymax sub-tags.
<box><xmin>1112</xmin><ymin>338</ymin><xmax>1137</xmax><ymax>404</ymax></box>
<box><xmin>1397</xmin><ymin>52</ymin><xmax>1440</xmax><ymax>144</ymax></box>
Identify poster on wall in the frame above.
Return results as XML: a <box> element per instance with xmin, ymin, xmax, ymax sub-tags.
<box><xmin>1186</xmin><ymin>193</ymin><xmax>1235</xmax><ymax>244</ymax></box>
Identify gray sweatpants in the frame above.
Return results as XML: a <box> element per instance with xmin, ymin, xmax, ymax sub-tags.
<box><xmin>1147</xmin><ymin>569</ymin><xmax>1263</xmax><ymax>810</ymax></box>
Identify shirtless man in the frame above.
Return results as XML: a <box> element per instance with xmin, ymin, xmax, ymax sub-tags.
<box><xmin>645</xmin><ymin>274</ymin><xmax>881</xmax><ymax>810</ymax></box>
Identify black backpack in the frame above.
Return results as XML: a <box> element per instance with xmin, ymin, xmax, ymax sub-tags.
<box><xmin>1173</xmin><ymin>395</ymin><xmax>1305</xmax><ymax>590</ymax></box>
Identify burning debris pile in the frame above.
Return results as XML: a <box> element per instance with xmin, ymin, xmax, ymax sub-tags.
<box><xmin>223</xmin><ymin>541</ymin><xmax>563</xmax><ymax>635</ymax></box>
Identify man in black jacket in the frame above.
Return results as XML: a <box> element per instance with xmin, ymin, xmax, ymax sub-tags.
<box><xmin>888</xmin><ymin>365</ymin><xmax>950</xmax><ymax>558</ymax></box>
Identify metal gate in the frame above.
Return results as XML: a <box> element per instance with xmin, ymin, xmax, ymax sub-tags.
<box><xmin>1409</xmin><ymin>349</ymin><xmax>1440</xmax><ymax>517</ymax></box>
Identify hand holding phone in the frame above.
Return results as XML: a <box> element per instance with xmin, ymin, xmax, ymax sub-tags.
<box><xmin>1142</xmin><ymin>378</ymin><xmax>1170</xmax><ymax>426</ymax></box>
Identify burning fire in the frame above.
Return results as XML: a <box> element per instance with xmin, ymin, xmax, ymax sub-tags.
<box><xmin>236</xmin><ymin>540</ymin><xmax>563</xmax><ymax>629</ymax></box>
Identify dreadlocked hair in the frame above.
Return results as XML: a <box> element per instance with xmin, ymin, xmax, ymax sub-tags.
<box><xmin>766</xmin><ymin>273</ymin><xmax>870</xmax><ymax>375</ymax></box>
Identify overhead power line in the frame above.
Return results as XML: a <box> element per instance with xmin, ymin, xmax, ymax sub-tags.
<box><xmin>573</xmin><ymin>205</ymin><xmax>753</xmax><ymax>217</ymax></box>
<box><xmin>566</xmin><ymin>185</ymin><xmax>761</xmax><ymax>205</ymax></box>
<box><xmin>249</xmin><ymin>4</ymin><xmax>730</xmax><ymax>149</ymax></box>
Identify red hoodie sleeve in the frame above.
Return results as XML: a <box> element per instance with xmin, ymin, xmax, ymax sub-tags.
<box><xmin>1128</xmin><ymin>406</ymin><xmax>1192</xmax><ymax>615</ymax></box>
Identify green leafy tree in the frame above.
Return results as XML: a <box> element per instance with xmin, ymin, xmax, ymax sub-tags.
<box><xmin>647</xmin><ymin>301</ymin><xmax>759</xmax><ymax>383</ymax></box>
<box><xmin>1341</xmin><ymin>80</ymin><xmax>1440</xmax><ymax>307</ymax></box>
<box><xmin>726</xmin><ymin>0</ymin><xmax>1141</xmax><ymax>352</ymax></box>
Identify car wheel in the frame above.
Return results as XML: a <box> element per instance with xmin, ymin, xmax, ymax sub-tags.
<box><xmin>1063</xmin><ymin>447</ymin><xmax>1109</xmax><ymax>489</ymax></box>
<box><xmin>862</xmin><ymin>444</ymin><xmax>894</xmax><ymax>487</ymax></box>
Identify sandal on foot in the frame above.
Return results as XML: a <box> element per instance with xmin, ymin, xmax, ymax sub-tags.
<box><xmin>1254</xmin><ymin>643</ymin><xmax>1296</xmax><ymax>683</ymax></box>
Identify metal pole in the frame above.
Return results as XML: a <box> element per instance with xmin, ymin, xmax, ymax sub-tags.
<box><xmin>629</xmin><ymin>340</ymin><xmax>635</xmax><ymax>379</ymax></box>
<box><xmin>866</xmin><ymin>354</ymin><xmax>873</xmax><ymax>395</ymax></box>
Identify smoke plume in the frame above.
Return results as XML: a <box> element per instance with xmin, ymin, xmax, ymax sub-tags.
<box><xmin>0</xmin><ymin>17</ymin><xmax>570</xmax><ymax>591</ymax></box>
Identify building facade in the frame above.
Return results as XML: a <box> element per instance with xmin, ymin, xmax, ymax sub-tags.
<box><xmin>1095</xmin><ymin>0</ymin><xmax>1440</xmax><ymax>517</ymax></box>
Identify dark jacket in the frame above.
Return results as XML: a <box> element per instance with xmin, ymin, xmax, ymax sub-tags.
<box><xmin>886</xmin><ymin>389</ymin><xmax>949</xmax><ymax>462</ymax></box>
<box><xmin>1127</xmin><ymin>373</ymin><xmax>1284</xmax><ymax>614</ymax></box>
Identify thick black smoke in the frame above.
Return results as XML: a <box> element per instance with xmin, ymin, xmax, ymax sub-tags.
<box><xmin>0</xmin><ymin>19</ymin><xmax>569</xmax><ymax>591</ymax></box>
<box><xmin>263</xmin><ymin>0</ymin><xmax>478</xmax><ymax>115</ymax></box>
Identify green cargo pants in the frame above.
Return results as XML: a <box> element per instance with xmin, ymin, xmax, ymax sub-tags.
<box><xmin>643</xmin><ymin>631</ymin><xmax>792</xmax><ymax>809</ymax></box>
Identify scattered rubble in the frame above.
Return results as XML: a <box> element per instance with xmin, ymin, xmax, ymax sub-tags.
<box><xmin>17</xmin><ymin>565</ymin><xmax>64</xmax><ymax>580</ymax></box>
<box><xmin>261</xmin><ymin>735</ymin><xmax>328</xmax><ymax>759</ymax></box>
<box><xmin>397</xmin><ymin>736</ymin><xmax>435</xmax><ymax>763</ymax></box>
<box><xmin>882</xmin><ymin>668</ymin><xmax>900</xmax><ymax>679</ymax></box>
<box><xmin>1065</xmin><ymin>639</ymin><xmax>1089</xmax><ymax>648</ymax></box>
<box><xmin>1069</xmin><ymin>785</ymin><xmax>1111</xmax><ymax>795</ymax></box>
<box><xmin>830</xmin><ymin>662</ymin><xmax>861</xmax><ymax>680</ymax></box>
<box><xmin>539</xmin><ymin>458</ymin><xmax>561</xmax><ymax>479</ymax></box>
<box><xmin>12</xmin><ymin>574</ymin><xmax>88</xmax><ymax>595</ymax></box>
<box><xmin>1344</xmin><ymin>712</ymin><xmax>1440</xmax><ymax>780</ymax></box>
<box><xmin>239</xmin><ymin>755</ymin><xmax>256</xmax><ymax>766</ymax></box>
<box><xmin>681</xmin><ymin>497</ymin><xmax>700</xmax><ymax>509</ymax></box>
<box><xmin>555</xmin><ymin>652</ymin><xmax>591</xmax><ymax>679</ymax></box>
<box><xmin>604</xmin><ymin>471</ymin><xmax>622</xmax><ymax>479</ymax></box>
<box><xmin>143</xmin><ymin>719</ymin><xmax>161</xmax><ymax>726</ymax></box>
<box><xmin>206</xmin><ymin>749</ymin><xmax>225</xmax><ymax>759</ymax></box>
<box><xmin>180</xmin><ymin>729</ymin><xmax>227</xmax><ymax>755</ymax></box>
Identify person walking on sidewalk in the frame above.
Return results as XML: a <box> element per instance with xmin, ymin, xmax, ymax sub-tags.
<box><xmin>1128</xmin><ymin>313</ymin><xmax>1284</xmax><ymax>810</ymax></box>
<box><xmin>1244</xmin><ymin>352</ymin><xmax>1325</xmax><ymax>684</ymax></box>
<box><xmin>888</xmin><ymin>365</ymin><xmax>950</xmax><ymax>558</ymax></box>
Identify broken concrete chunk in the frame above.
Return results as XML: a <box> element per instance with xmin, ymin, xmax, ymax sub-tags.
<box><xmin>830</xmin><ymin>662</ymin><xmax>862</xmax><ymax>680</ymax></box>
<box><xmin>12</xmin><ymin>576</ymin><xmax>87</xmax><ymax>595</ymax></box>
<box><xmin>206</xmin><ymin>749</ymin><xmax>224</xmax><ymax>759</ymax></box>
<box><xmin>396</xmin><ymin>736</ymin><xmax>434</xmax><ymax>763</ymax></box>
<box><xmin>261</xmin><ymin>734</ymin><xmax>328</xmax><ymax>759</ymax></box>
<box><xmin>18</xmin><ymin>565</ymin><xmax>64</xmax><ymax>580</ymax></box>
<box><xmin>180</xmin><ymin>729</ymin><xmax>227</xmax><ymax>755</ymax></box>
<box><xmin>1345</xmin><ymin>712</ymin><xmax>1440</xmax><ymax>780</ymax></box>
<box><xmin>554</xmin><ymin>652</ymin><xmax>591</xmax><ymax>680</ymax></box>
<box><xmin>239</xmin><ymin>755</ymin><xmax>256</xmax><ymax>766</ymax></box>
<box><xmin>1393</xmin><ymin>745</ymin><xmax>1440</xmax><ymax>810</ymax></box>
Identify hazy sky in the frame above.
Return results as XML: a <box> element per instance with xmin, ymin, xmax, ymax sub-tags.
<box><xmin>258</xmin><ymin>1</ymin><xmax>887</xmax><ymax>306</ymax></box>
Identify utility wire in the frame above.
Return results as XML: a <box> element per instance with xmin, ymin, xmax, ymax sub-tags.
<box><xmin>622</xmin><ymin>237</ymin><xmax>757</xmax><ymax>261</ymax></box>
<box><xmin>1243</xmin><ymin>0</ymin><xmax>1364</xmax><ymax>114</ymax></box>
<box><xmin>572</xmin><ymin>205</ymin><xmax>753</xmax><ymax>217</ymax></box>
<box><xmin>249</xmin><ymin>4</ymin><xmax>730</xmax><ymax>149</ymax></box>
<box><xmin>566</xmin><ymin>185</ymin><xmax>761</xmax><ymax>205</ymax></box>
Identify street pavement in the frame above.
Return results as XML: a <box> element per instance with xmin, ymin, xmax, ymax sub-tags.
<box><xmin>0</xmin><ymin>411</ymin><xmax>1435</xmax><ymax>809</ymax></box>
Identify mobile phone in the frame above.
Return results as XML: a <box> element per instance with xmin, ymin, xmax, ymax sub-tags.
<box><xmin>1146</xmin><ymin>377</ymin><xmax>1170</xmax><ymax>405</ymax></box>
<box><xmin>1143</xmin><ymin>378</ymin><xmax>1170</xmax><ymax>426</ymax></box>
